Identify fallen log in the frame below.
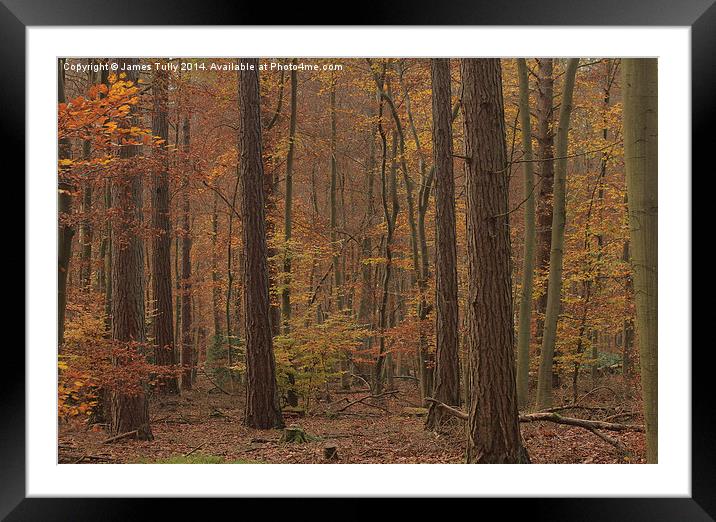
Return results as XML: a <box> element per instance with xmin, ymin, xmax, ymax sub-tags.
<box><xmin>424</xmin><ymin>398</ymin><xmax>644</xmax><ymax>432</ymax></box>
<box><xmin>519</xmin><ymin>412</ymin><xmax>644</xmax><ymax>432</ymax></box>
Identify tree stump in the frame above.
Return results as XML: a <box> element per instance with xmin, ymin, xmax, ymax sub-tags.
<box><xmin>323</xmin><ymin>445</ymin><xmax>338</xmax><ymax>461</ymax></box>
<box><xmin>280</xmin><ymin>424</ymin><xmax>315</xmax><ymax>443</ymax></box>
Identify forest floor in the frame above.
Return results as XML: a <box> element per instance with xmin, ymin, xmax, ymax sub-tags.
<box><xmin>58</xmin><ymin>373</ymin><xmax>646</xmax><ymax>464</ymax></box>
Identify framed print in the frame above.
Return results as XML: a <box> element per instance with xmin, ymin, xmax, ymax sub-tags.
<box><xmin>5</xmin><ymin>0</ymin><xmax>711</xmax><ymax>518</ymax></box>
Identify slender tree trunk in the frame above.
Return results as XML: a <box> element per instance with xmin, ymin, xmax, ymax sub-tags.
<box><xmin>535</xmin><ymin>59</ymin><xmax>579</xmax><ymax>410</ymax></box>
<box><xmin>623</xmin><ymin>58</ymin><xmax>658</xmax><ymax>463</ymax></box>
<box><xmin>534</xmin><ymin>59</ymin><xmax>555</xmax><ymax>381</ymax></box>
<box><xmin>426</xmin><ymin>59</ymin><xmax>460</xmax><ymax>429</ymax></box>
<box><xmin>281</xmin><ymin>60</ymin><xmax>298</xmax><ymax>334</ymax></box>
<box><xmin>151</xmin><ymin>66</ymin><xmax>179</xmax><ymax>394</ymax></box>
<box><xmin>80</xmin><ymin>79</ymin><xmax>94</xmax><ymax>295</ymax></box>
<box><xmin>515</xmin><ymin>58</ymin><xmax>537</xmax><ymax>408</ymax></box>
<box><xmin>180</xmin><ymin>115</ymin><xmax>193</xmax><ymax>390</ymax></box>
<box><xmin>211</xmin><ymin>191</ymin><xmax>223</xmax><ymax>340</ymax></box>
<box><xmin>461</xmin><ymin>58</ymin><xmax>528</xmax><ymax>463</ymax></box>
<box><xmin>103</xmin><ymin>179</ymin><xmax>113</xmax><ymax>333</ymax></box>
<box><xmin>58</xmin><ymin>59</ymin><xmax>74</xmax><ymax>350</ymax></box>
<box><xmin>108</xmin><ymin>58</ymin><xmax>152</xmax><ymax>440</ymax></box>
<box><xmin>239</xmin><ymin>59</ymin><xmax>285</xmax><ymax>429</ymax></box>
<box><xmin>373</xmin><ymin>64</ymin><xmax>398</xmax><ymax>395</ymax></box>
<box><xmin>622</xmin><ymin>237</ymin><xmax>634</xmax><ymax>379</ymax></box>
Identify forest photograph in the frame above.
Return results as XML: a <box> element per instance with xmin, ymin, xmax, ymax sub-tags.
<box><xmin>57</xmin><ymin>56</ymin><xmax>657</xmax><ymax>465</ymax></box>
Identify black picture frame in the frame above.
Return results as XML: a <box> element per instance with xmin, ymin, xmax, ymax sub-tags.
<box><xmin>5</xmin><ymin>0</ymin><xmax>709</xmax><ymax>518</ymax></box>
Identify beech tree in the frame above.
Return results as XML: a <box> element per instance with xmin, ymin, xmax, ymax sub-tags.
<box><xmin>536</xmin><ymin>59</ymin><xmax>580</xmax><ymax>410</ymax></box>
<box><xmin>461</xmin><ymin>58</ymin><xmax>528</xmax><ymax>463</ymax></box>
<box><xmin>623</xmin><ymin>58</ymin><xmax>658</xmax><ymax>463</ymax></box>
<box><xmin>515</xmin><ymin>58</ymin><xmax>537</xmax><ymax>408</ymax></box>
<box><xmin>239</xmin><ymin>59</ymin><xmax>284</xmax><ymax>429</ymax></box>
<box><xmin>426</xmin><ymin>58</ymin><xmax>460</xmax><ymax>429</ymax></box>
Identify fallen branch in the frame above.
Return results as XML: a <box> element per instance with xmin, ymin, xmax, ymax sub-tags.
<box><xmin>585</xmin><ymin>427</ymin><xmax>630</xmax><ymax>455</ymax></box>
<box><xmin>337</xmin><ymin>390</ymin><xmax>399</xmax><ymax>413</ymax></box>
<box><xmin>575</xmin><ymin>386</ymin><xmax>617</xmax><ymax>405</ymax></box>
<box><xmin>425</xmin><ymin>398</ymin><xmax>644</xmax><ymax>432</ymax></box>
<box><xmin>201</xmin><ymin>368</ymin><xmax>234</xmax><ymax>396</ymax></box>
<box><xmin>184</xmin><ymin>442</ymin><xmax>206</xmax><ymax>457</ymax></box>
<box><xmin>102</xmin><ymin>430</ymin><xmax>138</xmax><ymax>444</ymax></box>
<box><xmin>519</xmin><ymin>412</ymin><xmax>644</xmax><ymax>432</ymax></box>
<box><xmin>349</xmin><ymin>373</ymin><xmax>373</xmax><ymax>392</ymax></box>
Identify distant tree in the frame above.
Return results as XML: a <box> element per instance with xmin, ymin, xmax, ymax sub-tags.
<box><xmin>239</xmin><ymin>59</ymin><xmax>285</xmax><ymax>429</ymax></box>
<box><xmin>180</xmin><ymin>115</ymin><xmax>193</xmax><ymax>391</ymax></box>
<box><xmin>58</xmin><ymin>58</ymin><xmax>74</xmax><ymax>350</ymax></box>
<box><xmin>461</xmin><ymin>58</ymin><xmax>528</xmax><ymax>463</ymax></box>
<box><xmin>281</xmin><ymin>60</ymin><xmax>298</xmax><ymax>334</ymax></box>
<box><xmin>536</xmin><ymin>59</ymin><xmax>579</xmax><ymax>410</ymax></box>
<box><xmin>623</xmin><ymin>58</ymin><xmax>658</xmax><ymax>463</ymax></box>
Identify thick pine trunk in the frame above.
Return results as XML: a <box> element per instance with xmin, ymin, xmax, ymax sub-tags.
<box><xmin>239</xmin><ymin>59</ymin><xmax>285</xmax><ymax>429</ymax></box>
<box><xmin>461</xmin><ymin>58</ymin><xmax>527</xmax><ymax>463</ymax></box>
<box><xmin>623</xmin><ymin>58</ymin><xmax>658</xmax><ymax>463</ymax></box>
<box><xmin>515</xmin><ymin>58</ymin><xmax>537</xmax><ymax>408</ymax></box>
<box><xmin>151</xmin><ymin>66</ymin><xmax>179</xmax><ymax>394</ymax></box>
<box><xmin>426</xmin><ymin>59</ymin><xmax>460</xmax><ymax>429</ymax></box>
<box><xmin>535</xmin><ymin>59</ymin><xmax>579</xmax><ymax>410</ymax></box>
<box><xmin>109</xmin><ymin>58</ymin><xmax>152</xmax><ymax>440</ymax></box>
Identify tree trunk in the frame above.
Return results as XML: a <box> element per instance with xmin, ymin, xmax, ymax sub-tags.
<box><xmin>623</xmin><ymin>58</ymin><xmax>658</xmax><ymax>463</ymax></box>
<box><xmin>426</xmin><ymin>59</ymin><xmax>460</xmax><ymax>429</ymax></box>
<box><xmin>535</xmin><ymin>59</ymin><xmax>579</xmax><ymax>410</ymax></box>
<box><xmin>461</xmin><ymin>58</ymin><xmax>528</xmax><ymax>463</ymax></box>
<box><xmin>281</xmin><ymin>60</ymin><xmax>298</xmax><ymax>334</ymax></box>
<box><xmin>150</xmin><ymin>66</ymin><xmax>179</xmax><ymax>394</ymax></box>
<box><xmin>108</xmin><ymin>58</ymin><xmax>152</xmax><ymax>440</ymax></box>
<box><xmin>372</xmin><ymin>64</ymin><xmax>398</xmax><ymax>395</ymax></box>
<box><xmin>80</xmin><ymin>78</ymin><xmax>94</xmax><ymax>294</ymax></box>
<box><xmin>211</xmin><ymin>192</ymin><xmax>223</xmax><ymax>340</ymax></box>
<box><xmin>180</xmin><ymin>115</ymin><xmax>193</xmax><ymax>391</ymax></box>
<box><xmin>515</xmin><ymin>58</ymin><xmax>537</xmax><ymax>408</ymax></box>
<box><xmin>534</xmin><ymin>59</ymin><xmax>555</xmax><ymax>381</ymax></box>
<box><xmin>239</xmin><ymin>59</ymin><xmax>285</xmax><ymax>429</ymax></box>
<box><xmin>58</xmin><ymin>59</ymin><xmax>74</xmax><ymax>350</ymax></box>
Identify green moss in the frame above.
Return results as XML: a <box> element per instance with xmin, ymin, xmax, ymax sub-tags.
<box><xmin>140</xmin><ymin>453</ymin><xmax>264</xmax><ymax>464</ymax></box>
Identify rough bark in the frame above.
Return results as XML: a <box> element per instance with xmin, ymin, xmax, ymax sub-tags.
<box><xmin>426</xmin><ymin>59</ymin><xmax>460</xmax><ymax>429</ymax></box>
<box><xmin>535</xmin><ymin>59</ymin><xmax>580</xmax><ymax>410</ymax></box>
<box><xmin>461</xmin><ymin>58</ymin><xmax>528</xmax><ymax>463</ymax></box>
<box><xmin>180</xmin><ymin>115</ymin><xmax>193</xmax><ymax>390</ymax></box>
<box><xmin>516</xmin><ymin>58</ymin><xmax>537</xmax><ymax>408</ymax></box>
<box><xmin>534</xmin><ymin>59</ymin><xmax>555</xmax><ymax>369</ymax></box>
<box><xmin>239</xmin><ymin>59</ymin><xmax>285</xmax><ymax>429</ymax></box>
<box><xmin>623</xmin><ymin>58</ymin><xmax>658</xmax><ymax>463</ymax></box>
<box><xmin>150</xmin><ymin>66</ymin><xmax>179</xmax><ymax>394</ymax></box>
<box><xmin>108</xmin><ymin>58</ymin><xmax>152</xmax><ymax>440</ymax></box>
